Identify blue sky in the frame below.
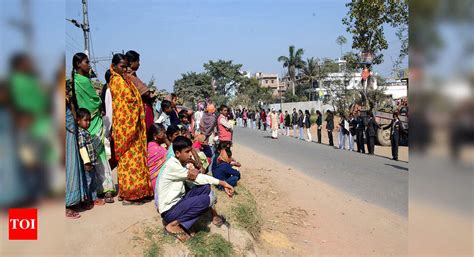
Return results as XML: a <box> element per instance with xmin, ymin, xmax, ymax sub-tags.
<box><xmin>54</xmin><ymin>0</ymin><xmax>406</xmax><ymax>90</ymax></box>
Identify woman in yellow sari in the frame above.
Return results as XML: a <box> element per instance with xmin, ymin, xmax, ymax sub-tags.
<box><xmin>109</xmin><ymin>54</ymin><xmax>153</xmax><ymax>204</ymax></box>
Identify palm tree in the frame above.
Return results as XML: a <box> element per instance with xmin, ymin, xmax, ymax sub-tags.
<box><xmin>300</xmin><ymin>57</ymin><xmax>319</xmax><ymax>100</ymax></box>
<box><xmin>278</xmin><ymin>45</ymin><xmax>305</xmax><ymax>96</ymax></box>
<box><xmin>336</xmin><ymin>35</ymin><xmax>347</xmax><ymax>58</ymax></box>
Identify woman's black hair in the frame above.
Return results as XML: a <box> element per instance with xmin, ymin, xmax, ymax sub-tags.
<box><xmin>305</xmin><ymin>110</ymin><xmax>310</xmax><ymax>115</ymax></box>
<box><xmin>161</xmin><ymin>100</ymin><xmax>171</xmax><ymax>111</ymax></box>
<box><xmin>112</xmin><ymin>53</ymin><xmax>127</xmax><ymax>66</ymax></box>
<box><xmin>219</xmin><ymin>104</ymin><xmax>228</xmax><ymax>112</ymax></box>
<box><xmin>173</xmin><ymin>136</ymin><xmax>192</xmax><ymax>153</ymax></box>
<box><xmin>105</xmin><ymin>69</ymin><xmax>111</xmax><ymax>84</ymax></box>
<box><xmin>71</xmin><ymin>52</ymin><xmax>89</xmax><ymax>110</ymax></box>
<box><xmin>178</xmin><ymin>109</ymin><xmax>188</xmax><ymax>120</ymax></box>
<box><xmin>76</xmin><ymin>107</ymin><xmax>91</xmax><ymax>120</ymax></box>
<box><xmin>316</xmin><ymin>110</ymin><xmax>322</xmax><ymax>115</ymax></box>
<box><xmin>166</xmin><ymin>124</ymin><xmax>180</xmax><ymax>139</ymax></box>
<box><xmin>147</xmin><ymin>123</ymin><xmax>165</xmax><ymax>142</ymax></box>
<box><xmin>125</xmin><ymin>50</ymin><xmax>140</xmax><ymax>63</ymax></box>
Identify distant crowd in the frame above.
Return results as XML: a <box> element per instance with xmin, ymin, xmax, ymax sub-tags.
<box><xmin>231</xmin><ymin>107</ymin><xmax>403</xmax><ymax>160</ymax></box>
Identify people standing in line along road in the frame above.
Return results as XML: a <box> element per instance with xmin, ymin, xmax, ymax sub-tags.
<box><xmin>261</xmin><ymin>109</ymin><xmax>267</xmax><ymax>131</ymax></box>
<box><xmin>304</xmin><ymin>110</ymin><xmax>312</xmax><ymax>142</ymax></box>
<box><xmin>348</xmin><ymin>113</ymin><xmax>357</xmax><ymax>151</ymax></box>
<box><xmin>389</xmin><ymin>112</ymin><xmax>402</xmax><ymax>161</ymax></box>
<box><xmin>316</xmin><ymin>110</ymin><xmax>322</xmax><ymax>143</ymax></box>
<box><xmin>326</xmin><ymin>110</ymin><xmax>334</xmax><ymax>146</ymax></box>
<box><xmin>356</xmin><ymin>110</ymin><xmax>366</xmax><ymax>153</ymax></box>
<box><xmin>298</xmin><ymin>109</ymin><xmax>304</xmax><ymax>140</ymax></box>
<box><xmin>338</xmin><ymin>113</ymin><xmax>348</xmax><ymax>150</ymax></box>
<box><xmin>366</xmin><ymin>112</ymin><xmax>381</xmax><ymax>155</ymax></box>
<box><xmin>266</xmin><ymin>109</ymin><xmax>271</xmax><ymax>134</ymax></box>
<box><xmin>278</xmin><ymin>110</ymin><xmax>284</xmax><ymax>135</ymax></box>
<box><xmin>284</xmin><ymin>110</ymin><xmax>291</xmax><ymax>136</ymax></box>
<box><xmin>270</xmin><ymin>109</ymin><xmax>279</xmax><ymax>139</ymax></box>
<box><xmin>291</xmin><ymin>108</ymin><xmax>298</xmax><ymax>138</ymax></box>
<box><xmin>256</xmin><ymin>110</ymin><xmax>261</xmax><ymax>130</ymax></box>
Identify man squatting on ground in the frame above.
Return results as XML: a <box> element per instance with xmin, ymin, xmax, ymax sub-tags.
<box><xmin>157</xmin><ymin>136</ymin><xmax>234</xmax><ymax>241</ymax></box>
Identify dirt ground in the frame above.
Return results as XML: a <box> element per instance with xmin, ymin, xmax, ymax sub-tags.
<box><xmin>233</xmin><ymin>143</ymin><xmax>408</xmax><ymax>256</ymax></box>
<box><xmin>42</xmin><ymin>142</ymin><xmax>406</xmax><ymax>257</ymax></box>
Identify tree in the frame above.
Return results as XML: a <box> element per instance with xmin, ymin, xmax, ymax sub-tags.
<box><xmin>173</xmin><ymin>72</ymin><xmax>214</xmax><ymax>107</ymax></box>
<box><xmin>232</xmin><ymin>77</ymin><xmax>272</xmax><ymax>109</ymax></box>
<box><xmin>278</xmin><ymin>45</ymin><xmax>305</xmax><ymax>96</ymax></box>
<box><xmin>342</xmin><ymin>0</ymin><xmax>408</xmax><ymax>65</ymax></box>
<box><xmin>336</xmin><ymin>35</ymin><xmax>347</xmax><ymax>58</ymax></box>
<box><xmin>147</xmin><ymin>75</ymin><xmax>156</xmax><ymax>89</ymax></box>
<box><xmin>203</xmin><ymin>60</ymin><xmax>244</xmax><ymax>97</ymax></box>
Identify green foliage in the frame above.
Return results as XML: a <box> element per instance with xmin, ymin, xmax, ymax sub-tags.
<box><xmin>173</xmin><ymin>72</ymin><xmax>214</xmax><ymax>107</ymax></box>
<box><xmin>231</xmin><ymin>187</ymin><xmax>262</xmax><ymax>239</ymax></box>
<box><xmin>336</xmin><ymin>35</ymin><xmax>348</xmax><ymax>56</ymax></box>
<box><xmin>342</xmin><ymin>0</ymin><xmax>408</xmax><ymax>65</ymax></box>
<box><xmin>231</xmin><ymin>77</ymin><xmax>272</xmax><ymax>109</ymax></box>
<box><xmin>186</xmin><ymin>232</ymin><xmax>234</xmax><ymax>257</ymax></box>
<box><xmin>278</xmin><ymin>45</ymin><xmax>305</xmax><ymax>95</ymax></box>
<box><xmin>203</xmin><ymin>60</ymin><xmax>244</xmax><ymax>97</ymax></box>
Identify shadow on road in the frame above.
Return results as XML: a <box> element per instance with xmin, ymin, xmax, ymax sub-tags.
<box><xmin>384</xmin><ymin>163</ymin><xmax>409</xmax><ymax>171</ymax></box>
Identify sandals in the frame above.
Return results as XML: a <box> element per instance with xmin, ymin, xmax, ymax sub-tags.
<box><xmin>94</xmin><ymin>199</ymin><xmax>106</xmax><ymax>206</ymax></box>
<box><xmin>66</xmin><ymin>209</ymin><xmax>81</xmax><ymax>219</ymax></box>
<box><xmin>212</xmin><ymin>215</ymin><xmax>228</xmax><ymax>228</ymax></box>
<box><xmin>105</xmin><ymin>192</ymin><xmax>114</xmax><ymax>203</ymax></box>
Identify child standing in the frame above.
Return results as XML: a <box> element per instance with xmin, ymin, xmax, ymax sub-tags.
<box><xmin>76</xmin><ymin>108</ymin><xmax>105</xmax><ymax>207</ymax></box>
<box><xmin>147</xmin><ymin>123</ymin><xmax>168</xmax><ymax>191</ymax></box>
<box><xmin>156</xmin><ymin>100</ymin><xmax>172</xmax><ymax>130</ymax></box>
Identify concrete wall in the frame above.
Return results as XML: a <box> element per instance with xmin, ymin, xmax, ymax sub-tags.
<box><xmin>266</xmin><ymin>101</ymin><xmax>336</xmax><ymax>113</ymax></box>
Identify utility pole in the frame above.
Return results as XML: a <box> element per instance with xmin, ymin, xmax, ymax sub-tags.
<box><xmin>66</xmin><ymin>0</ymin><xmax>90</xmax><ymax>56</ymax></box>
<box><xmin>8</xmin><ymin>0</ymin><xmax>33</xmax><ymax>52</ymax></box>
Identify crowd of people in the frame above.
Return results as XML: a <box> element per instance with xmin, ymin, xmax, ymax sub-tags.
<box><xmin>66</xmin><ymin>51</ymin><xmax>242</xmax><ymax>242</ymax></box>
<box><xmin>232</xmin><ymin>107</ymin><xmax>403</xmax><ymax>160</ymax></box>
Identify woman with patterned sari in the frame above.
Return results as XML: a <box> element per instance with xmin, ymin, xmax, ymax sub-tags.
<box><xmin>109</xmin><ymin>54</ymin><xmax>153</xmax><ymax>205</ymax></box>
<box><xmin>72</xmin><ymin>52</ymin><xmax>115</xmax><ymax>203</ymax></box>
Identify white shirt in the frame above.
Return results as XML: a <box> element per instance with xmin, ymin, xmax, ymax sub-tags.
<box><xmin>156</xmin><ymin>112</ymin><xmax>170</xmax><ymax>129</ymax></box>
<box><xmin>194</xmin><ymin>110</ymin><xmax>203</xmax><ymax>129</ymax></box>
<box><xmin>104</xmin><ymin>88</ymin><xmax>113</xmax><ymax>136</ymax></box>
<box><xmin>157</xmin><ymin>156</ymin><xmax>220</xmax><ymax>213</ymax></box>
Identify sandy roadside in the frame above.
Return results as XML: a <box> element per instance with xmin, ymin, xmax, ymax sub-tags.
<box><xmin>233</xmin><ymin>143</ymin><xmax>408</xmax><ymax>256</ymax></box>
<box><xmin>2</xmin><ymin>141</ymin><xmax>407</xmax><ymax>256</ymax></box>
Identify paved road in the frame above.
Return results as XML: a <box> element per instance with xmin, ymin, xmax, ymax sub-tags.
<box><xmin>233</xmin><ymin>127</ymin><xmax>408</xmax><ymax>217</ymax></box>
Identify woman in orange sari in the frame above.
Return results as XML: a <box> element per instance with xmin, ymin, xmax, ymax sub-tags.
<box><xmin>109</xmin><ymin>54</ymin><xmax>153</xmax><ymax>205</ymax></box>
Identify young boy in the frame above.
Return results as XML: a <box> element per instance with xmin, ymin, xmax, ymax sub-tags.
<box><xmin>157</xmin><ymin>136</ymin><xmax>234</xmax><ymax>241</ymax></box>
<box><xmin>212</xmin><ymin>147</ymin><xmax>241</xmax><ymax>189</ymax></box>
<box><xmin>76</xmin><ymin>108</ymin><xmax>105</xmax><ymax>206</ymax></box>
<box><xmin>156</xmin><ymin>100</ymin><xmax>172</xmax><ymax>129</ymax></box>
<box><xmin>178</xmin><ymin>109</ymin><xmax>190</xmax><ymax>131</ymax></box>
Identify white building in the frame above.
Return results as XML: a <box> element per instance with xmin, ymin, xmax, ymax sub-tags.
<box><xmin>384</xmin><ymin>79</ymin><xmax>408</xmax><ymax>99</ymax></box>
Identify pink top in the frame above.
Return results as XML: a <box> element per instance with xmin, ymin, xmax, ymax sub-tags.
<box><xmin>218</xmin><ymin>114</ymin><xmax>232</xmax><ymax>142</ymax></box>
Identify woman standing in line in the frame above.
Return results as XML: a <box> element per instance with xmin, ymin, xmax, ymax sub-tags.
<box><xmin>316</xmin><ymin>110</ymin><xmax>322</xmax><ymax>143</ymax></box>
<box><xmin>304</xmin><ymin>110</ymin><xmax>312</xmax><ymax>142</ymax></box>
<box><xmin>298</xmin><ymin>109</ymin><xmax>304</xmax><ymax>140</ymax></box>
